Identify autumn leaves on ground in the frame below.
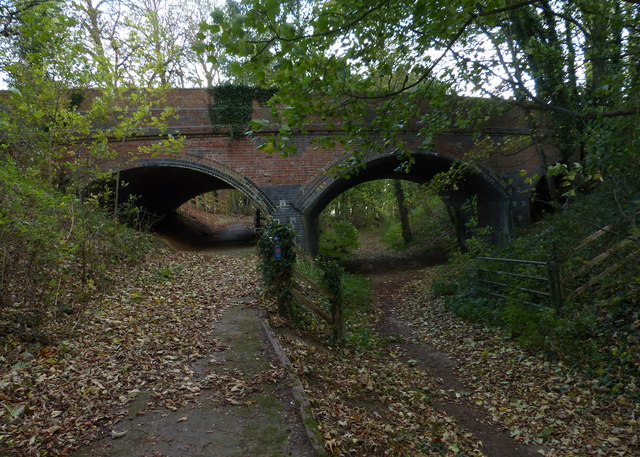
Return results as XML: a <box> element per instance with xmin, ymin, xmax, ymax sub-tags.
<box><xmin>1</xmin><ymin>244</ymin><xmax>638</xmax><ymax>457</ymax></box>
<box><xmin>1</xmin><ymin>252</ymin><xmax>261</xmax><ymax>456</ymax></box>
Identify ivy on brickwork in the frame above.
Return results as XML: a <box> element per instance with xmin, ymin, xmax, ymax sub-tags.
<box><xmin>69</xmin><ymin>91</ymin><xmax>84</xmax><ymax>110</ymax></box>
<box><xmin>207</xmin><ymin>84</ymin><xmax>276</xmax><ymax>139</ymax></box>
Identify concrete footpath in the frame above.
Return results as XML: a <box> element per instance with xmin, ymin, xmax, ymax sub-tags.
<box><xmin>73</xmin><ymin>303</ymin><xmax>324</xmax><ymax>457</ymax></box>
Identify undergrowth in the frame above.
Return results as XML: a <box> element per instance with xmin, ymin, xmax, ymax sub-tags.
<box><xmin>291</xmin><ymin>255</ymin><xmax>373</xmax><ymax>347</ymax></box>
<box><xmin>434</xmin><ymin>177</ymin><xmax>640</xmax><ymax>398</ymax></box>
<box><xmin>0</xmin><ymin>158</ymin><xmax>157</xmax><ymax>344</ymax></box>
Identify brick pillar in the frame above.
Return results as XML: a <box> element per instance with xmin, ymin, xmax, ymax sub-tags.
<box><xmin>261</xmin><ymin>185</ymin><xmax>306</xmax><ymax>250</ymax></box>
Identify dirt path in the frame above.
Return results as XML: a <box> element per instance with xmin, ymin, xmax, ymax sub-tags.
<box><xmin>370</xmin><ymin>269</ymin><xmax>542</xmax><ymax>457</ymax></box>
<box><xmin>71</xmin><ymin>303</ymin><xmax>316</xmax><ymax>457</ymax></box>
<box><xmin>153</xmin><ymin>211</ymin><xmax>256</xmax><ymax>251</ymax></box>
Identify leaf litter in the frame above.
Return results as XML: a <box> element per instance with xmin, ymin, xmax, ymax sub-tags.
<box><xmin>394</xmin><ymin>269</ymin><xmax>640</xmax><ymax>457</ymax></box>
<box><xmin>4</xmin><ymin>250</ymin><xmax>638</xmax><ymax>457</ymax></box>
<box><xmin>271</xmin><ymin>266</ymin><xmax>639</xmax><ymax>457</ymax></box>
<box><xmin>0</xmin><ymin>251</ymin><xmax>269</xmax><ymax>457</ymax></box>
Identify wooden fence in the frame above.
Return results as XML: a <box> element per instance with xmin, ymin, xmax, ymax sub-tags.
<box><xmin>290</xmin><ymin>257</ymin><xmax>345</xmax><ymax>343</ymax></box>
<box><xmin>564</xmin><ymin>224</ymin><xmax>639</xmax><ymax>300</ymax></box>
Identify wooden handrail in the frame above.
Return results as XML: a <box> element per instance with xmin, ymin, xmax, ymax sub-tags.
<box><xmin>290</xmin><ymin>288</ymin><xmax>332</xmax><ymax>323</ymax></box>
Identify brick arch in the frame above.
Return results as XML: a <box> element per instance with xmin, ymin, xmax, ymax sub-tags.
<box><xmin>106</xmin><ymin>157</ymin><xmax>277</xmax><ymax>215</ymax></box>
<box><xmin>294</xmin><ymin>151</ymin><xmax>512</xmax><ymax>253</ymax></box>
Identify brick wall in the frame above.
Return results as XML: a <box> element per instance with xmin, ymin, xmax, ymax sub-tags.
<box><xmin>106</xmin><ymin>93</ymin><xmax>546</xmax><ymax>189</ymax></box>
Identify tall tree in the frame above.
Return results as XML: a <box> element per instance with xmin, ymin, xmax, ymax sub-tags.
<box><xmin>200</xmin><ymin>0</ymin><xmax>640</xmax><ymax>181</ymax></box>
<box><xmin>393</xmin><ymin>180</ymin><xmax>412</xmax><ymax>244</ymax></box>
<box><xmin>0</xmin><ymin>0</ymin><xmax>181</xmax><ymax>187</ymax></box>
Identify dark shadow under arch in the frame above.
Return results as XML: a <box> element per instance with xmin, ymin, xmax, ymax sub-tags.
<box><xmin>295</xmin><ymin>152</ymin><xmax>512</xmax><ymax>254</ymax></box>
<box><xmin>101</xmin><ymin>158</ymin><xmax>276</xmax><ymax>217</ymax></box>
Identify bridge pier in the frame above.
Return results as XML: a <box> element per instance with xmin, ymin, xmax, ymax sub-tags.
<box><xmin>261</xmin><ymin>185</ymin><xmax>307</xmax><ymax>250</ymax></box>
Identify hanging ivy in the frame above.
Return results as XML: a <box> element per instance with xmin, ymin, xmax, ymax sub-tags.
<box><xmin>207</xmin><ymin>84</ymin><xmax>276</xmax><ymax>139</ymax></box>
<box><xmin>257</xmin><ymin>220</ymin><xmax>296</xmax><ymax>317</ymax></box>
<box><xmin>316</xmin><ymin>257</ymin><xmax>345</xmax><ymax>344</ymax></box>
<box><xmin>69</xmin><ymin>91</ymin><xmax>84</xmax><ymax>111</ymax></box>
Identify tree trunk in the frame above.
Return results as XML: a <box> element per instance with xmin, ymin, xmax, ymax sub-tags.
<box><xmin>393</xmin><ymin>180</ymin><xmax>412</xmax><ymax>244</ymax></box>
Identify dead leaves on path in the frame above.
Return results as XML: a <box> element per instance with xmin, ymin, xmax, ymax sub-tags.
<box><xmin>395</xmin><ymin>272</ymin><xmax>639</xmax><ymax>457</ymax></box>
<box><xmin>281</xmin><ymin>335</ymin><xmax>485</xmax><ymax>456</ymax></box>
<box><xmin>0</xmin><ymin>252</ymin><xmax>260</xmax><ymax>456</ymax></box>
<box><xmin>276</xmin><ymin>266</ymin><xmax>639</xmax><ymax>457</ymax></box>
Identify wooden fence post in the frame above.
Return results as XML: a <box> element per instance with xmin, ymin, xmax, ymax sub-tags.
<box><xmin>548</xmin><ymin>244</ymin><xmax>563</xmax><ymax>308</ymax></box>
<box><xmin>547</xmin><ymin>260</ymin><xmax>563</xmax><ymax>308</ymax></box>
<box><xmin>330</xmin><ymin>286</ymin><xmax>345</xmax><ymax>345</ymax></box>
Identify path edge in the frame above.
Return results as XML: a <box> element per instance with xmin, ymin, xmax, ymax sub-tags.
<box><xmin>258</xmin><ymin>315</ymin><xmax>329</xmax><ymax>457</ymax></box>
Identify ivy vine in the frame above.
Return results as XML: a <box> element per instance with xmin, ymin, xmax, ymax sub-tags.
<box><xmin>207</xmin><ymin>84</ymin><xmax>276</xmax><ymax>139</ymax></box>
<box><xmin>257</xmin><ymin>220</ymin><xmax>296</xmax><ymax>317</ymax></box>
<box><xmin>69</xmin><ymin>91</ymin><xmax>84</xmax><ymax>111</ymax></box>
<box><xmin>316</xmin><ymin>257</ymin><xmax>345</xmax><ymax>344</ymax></box>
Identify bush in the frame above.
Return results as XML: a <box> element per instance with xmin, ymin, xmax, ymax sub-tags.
<box><xmin>381</xmin><ymin>198</ymin><xmax>455</xmax><ymax>252</ymax></box>
<box><xmin>0</xmin><ymin>158</ymin><xmax>156</xmax><ymax>342</ymax></box>
<box><xmin>381</xmin><ymin>222</ymin><xmax>406</xmax><ymax>250</ymax></box>
<box><xmin>319</xmin><ymin>221</ymin><xmax>359</xmax><ymax>259</ymax></box>
<box><xmin>256</xmin><ymin>220</ymin><xmax>297</xmax><ymax>316</ymax></box>
<box><xmin>436</xmin><ymin>171</ymin><xmax>640</xmax><ymax>390</ymax></box>
<box><xmin>444</xmin><ymin>288</ymin><xmax>505</xmax><ymax>327</ymax></box>
<box><xmin>292</xmin><ymin>255</ymin><xmax>372</xmax><ymax>345</ymax></box>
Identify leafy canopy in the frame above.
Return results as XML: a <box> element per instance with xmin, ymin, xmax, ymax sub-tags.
<box><xmin>200</xmin><ymin>0</ymin><xmax>640</xmax><ymax>175</ymax></box>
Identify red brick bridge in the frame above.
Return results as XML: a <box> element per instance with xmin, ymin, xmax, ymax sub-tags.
<box><xmin>96</xmin><ymin>89</ymin><xmax>555</xmax><ymax>252</ymax></box>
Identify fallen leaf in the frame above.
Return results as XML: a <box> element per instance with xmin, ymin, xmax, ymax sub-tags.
<box><xmin>111</xmin><ymin>430</ymin><xmax>128</xmax><ymax>439</ymax></box>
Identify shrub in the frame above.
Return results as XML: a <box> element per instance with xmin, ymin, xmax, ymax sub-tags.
<box><xmin>319</xmin><ymin>221</ymin><xmax>359</xmax><ymax>259</ymax></box>
<box><xmin>0</xmin><ymin>158</ymin><xmax>156</xmax><ymax>342</ymax></box>
<box><xmin>436</xmin><ymin>172</ymin><xmax>640</xmax><ymax>390</ymax></box>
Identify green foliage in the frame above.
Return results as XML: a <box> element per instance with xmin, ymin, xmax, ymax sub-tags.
<box><xmin>316</xmin><ymin>258</ymin><xmax>343</xmax><ymax>302</ymax></box>
<box><xmin>382</xmin><ymin>196</ymin><xmax>454</xmax><ymax>251</ymax></box>
<box><xmin>321</xmin><ymin>181</ymin><xmax>388</xmax><ymax>230</ymax></box>
<box><xmin>381</xmin><ymin>223</ymin><xmax>407</xmax><ymax>250</ymax></box>
<box><xmin>345</xmin><ymin>326</ymin><xmax>384</xmax><ymax>350</ymax></box>
<box><xmin>207</xmin><ymin>84</ymin><xmax>276</xmax><ymax>139</ymax></box>
<box><xmin>315</xmin><ymin>257</ymin><xmax>345</xmax><ymax>343</ymax></box>
<box><xmin>319</xmin><ymin>221</ymin><xmax>359</xmax><ymax>260</ymax></box>
<box><xmin>0</xmin><ymin>158</ymin><xmax>156</xmax><ymax>342</ymax></box>
<box><xmin>0</xmin><ymin>0</ymin><xmax>182</xmax><ymax>193</ymax></box>
<box><xmin>439</xmin><ymin>171</ymin><xmax>640</xmax><ymax>392</ymax></box>
<box><xmin>203</xmin><ymin>0</ymin><xmax>639</xmax><ymax>169</ymax></box>
<box><xmin>256</xmin><ymin>220</ymin><xmax>296</xmax><ymax>316</ymax></box>
<box><xmin>460</xmin><ymin>196</ymin><xmax>493</xmax><ymax>256</ymax></box>
<box><xmin>340</xmin><ymin>274</ymin><xmax>372</xmax><ymax>312</ymax></box>
<box><xmin>319</xmin><ymin>180</ymin><xmax>454</xmax><ymax>253</ymax></box>
<box><xmin>502</xmin><ymin>303</ymin><xmax>598</xmax><ymax>362</ymax></box>
<box><xmin>293</xmin><ymin>255</ymin><xmax>371</xmax><ymax>346</ymax></box>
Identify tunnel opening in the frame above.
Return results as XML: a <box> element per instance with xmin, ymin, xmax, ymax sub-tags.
<box><xmin>91</xmin><ymin>164</ymin><xmax>268</xmax><ymax>251</ymax></box>
<box><xmin>299</xmin><ymin>152</ymin><xmax>511</xmax><ymax>266</ymax></box>
<box><xmin>315</xmin><ymin>178</ymin><xmax>455</xmax><ymax>273</ymax></box>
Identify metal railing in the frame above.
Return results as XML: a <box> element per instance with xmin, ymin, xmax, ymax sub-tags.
<box><xmin>476</xmin><ymin>256</ymin><xmax>563</xmax><ymax>308</ymax></box>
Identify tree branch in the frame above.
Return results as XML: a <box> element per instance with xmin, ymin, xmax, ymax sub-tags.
<box><xmin>348</xmin><ymin>0</ymin><xmax>543</xmax><ymax>100</ymax></box>
<box><xmin>247</xmin><ymin>0</ymin><xmax>391</xmax><ymax>44</ymax></box>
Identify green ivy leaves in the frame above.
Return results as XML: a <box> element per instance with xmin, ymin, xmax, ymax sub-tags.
<box><xmin>207</xmin><ymin>85</ymin><xmax>276</xmax><ymax>139</ymax></box>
